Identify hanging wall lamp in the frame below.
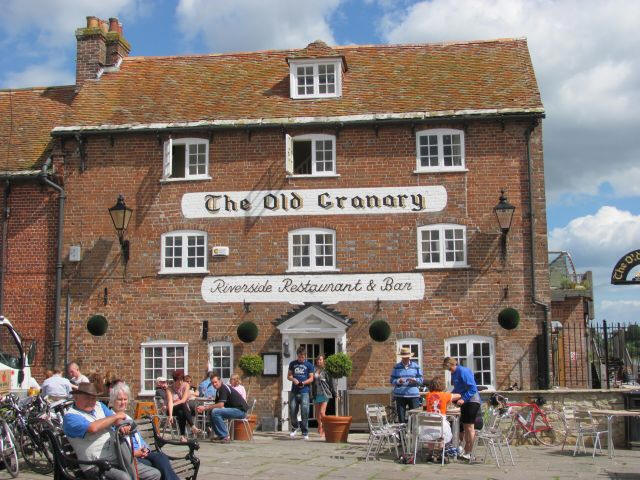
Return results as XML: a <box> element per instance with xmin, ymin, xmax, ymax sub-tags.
<box><xmin>108</xmin><ymin>194</ymin><xmax>132</xmax><ymax>264</ymax></box>
<box><xmin>493</xmin><ymin>190</ymin><xmax>515</xmax><ymax>259</ymax></box>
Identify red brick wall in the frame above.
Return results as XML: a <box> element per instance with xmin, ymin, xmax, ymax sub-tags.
<box><xmin>0</xmin><ymin>181</ymin><xmax>59</xmax><ymax>380</ymax></box>
<box><xmin>551</xmin><ymin>297</ymin><xmax>590</xmax><ymax>388</ymax></box>
<box><xmin>51</xmin><ymin>118</ymin><xmax>549</xmax><ymax>416</ymax></box>
<box><xmin>76</xmin><ymin>32</ymin><xmax>106</xmax><ymax>87</ymax></box>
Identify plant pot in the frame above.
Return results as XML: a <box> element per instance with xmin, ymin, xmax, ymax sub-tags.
<box><xmin>322</xmin><ymin>415</ymin><xmax>352</xmax><ymax>443</ymax></box>
<box><xmin>233</xmin><ymin>414</ymin><xmax>257</xmax><ymax>441</ymax></box>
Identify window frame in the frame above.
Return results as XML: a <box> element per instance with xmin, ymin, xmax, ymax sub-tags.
<box><xmin>287</xmin><ymin>227</ymin><xmax>338</xmax><ymax>272</ymax></box>
<box><xmin>444</xmin><ymin>335</ymin><xmax>495</xmax><ymax>390</ymax></box>
<box><xmin>162</xmin><ymin>137</ymin><xmax>211</xmax><ymax>181</ymax></box>
<box><xmin>396</xmin><ymin>338</ymin><xmax>423</xmax><ymax>371</ymax></box>
<box><xmin>285</xmin><ymin>133</ymin><xmax>338</xmax><ymax>177</ymax></box>
<box><xmin>289</xmin><ymin>59</ymin><xmax>343</xmax><ymax>99</ymax></box>
<box><xmin>140</xmin><ymin>340</ymin><xmax>188</xmax><ymax>395</ymax></box>
<box><xmin>160</xmin><ymin>230</ymin><xmax>208</xmax><ymax>275</ymax></box>
<box><xmin>417</xmin><ymin>224</ymin><xmax>468</xmax><ymax>269</ymax></box>
<box><xmin>208</xmin><ymin>341</ymin><xmax>233</xmax><ymax>383</ymax></box>
<box><xmin>414</xmin><ymin>128</ymin><xmax>466</xmax><ymax>172</ymax></box>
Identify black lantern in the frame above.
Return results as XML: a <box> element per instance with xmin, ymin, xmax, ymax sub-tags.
<box><xmin>108</xmin><ymin>194</ymin><xmax>132</xmax><ymax>264</ymax></box>
<box><xmin>494</xmin><ymin>190</ymin><xmax>515</xmax><ymax>259</ymax></box>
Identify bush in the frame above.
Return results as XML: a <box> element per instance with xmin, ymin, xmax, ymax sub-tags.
<box><xmin>369</xmin><ymin>320</ymin><xmax>391</xmax><ymax>342</ymax></box>
<box><xmin>498</xmin><ymin>308</ymin><xmax>520</xmax><ymax>330</ymax></box>
<box><xmin>237</xmin><ymin>321</ymin><xmax>258</xmax><ymax>343</ymax></box>
<box><xmin>238</xmin><ymin>354</ymin><xmax>263</xmax><ymax>377</ymax></box>
<box><xmin>87</xmin><ymin>315</ymin><xmax>108</xmax><ymax>336</ymax></box>
<box><xmin>325</xmin><ymin>352</ymin><xmax>352</xmax><ymax>378</ymax></box>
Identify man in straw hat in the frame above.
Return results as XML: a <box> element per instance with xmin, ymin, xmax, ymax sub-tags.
<box><xmin>390</xmin><ymin>346</ymin><xmax>423</xmax><ymax>423</ymax></box>
<box><xmin>63</xmin><ymin>382</ymin><xmax>161</xmax><ymax>480</ymax></box>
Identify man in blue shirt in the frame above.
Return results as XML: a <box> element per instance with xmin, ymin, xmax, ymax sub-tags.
<box><xmin>443</xmin><ymin>357</ymin><xmax>481</xmax><ymax>461</ymax></box>
<box><xmin>288</xmin><ymin>346</ymin><xmax>315</xmax><ymax>440</ymax></box>
<box><xmin>390</xmin><ymin>347</ymin><xmax>423</xmax><ymax>423</ymax></box>
<box><xmin>63</xmin><ymin>382</ymin><xmax>161</xmax><ymax>480</ymax></box>
<box><xmin>198</xmin><ymin>371</ymin><xmax>217</xmax><ymax>398</ymax></box>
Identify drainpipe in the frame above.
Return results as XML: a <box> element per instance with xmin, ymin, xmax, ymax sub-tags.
<box><xmin>39</xmin><ymin>161</ymin><xmax>65</xmax><ymax>369</ymax></box>
<box><xmin>0</xmin><ymin>181</ymin><xmax>10</xmax><ymax>315</ymax></box>
<box><xmin>525</xmin><ymin>121</ymin><xmax>551</xmax><ymax>389</ymax></box>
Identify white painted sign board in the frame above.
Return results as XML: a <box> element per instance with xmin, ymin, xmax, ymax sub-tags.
<box><xmin>183</xmin><ymin>186</ymin><xmax>446</xmax><ymax>218</ymax></box>
<box><xmin>201</xmin><ymin>273</ymin><xmax>425</xmax><ymax>304</ymax></box>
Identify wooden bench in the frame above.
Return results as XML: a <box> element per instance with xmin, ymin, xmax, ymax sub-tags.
<box><xmin>43</xmin><ymin>417</ymin><xmax>200</xmax><ymax>480</ymax></box>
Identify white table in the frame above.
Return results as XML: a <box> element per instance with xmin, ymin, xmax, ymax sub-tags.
<box><xmin>589</xmin><ymin>409</ymin><xmax>640</xmax><ymax>459</ymax></box>
<box><xmin>407</xmin><ymin>407</ymin><xmax>461</xmax><ymax>459</ymax></box>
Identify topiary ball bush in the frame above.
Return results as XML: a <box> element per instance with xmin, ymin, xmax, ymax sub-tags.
<box><xmin>237</xmin><ymin>321</ymin><xmax>258</xmax><ymax>343</ymax></box>
<box><xmin>238</xmin><ymin>354</ymin><xmax>263</xmax><ymax>377</ymax></box>
<box><xmin>87</xmin><ymin>315</ymin><xmax>108</xmax><ymax>336</ymax></box>
<box><xmin>498</xmin><ymin>308</ymin><xmax>520</xmax><ymax>330</ymax></box>
<box><xmin>369</xmin><ymin>320</ymin><xmax>391</xmax><ymax>342</ymax></box>
<box><xmin>325</xmin><ymin>352</ymin><xmax>353</xmax><ymax>379</ymax></box>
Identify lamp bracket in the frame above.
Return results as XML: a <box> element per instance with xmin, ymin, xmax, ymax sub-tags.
<box><xmin>243</xmin><ymin>299</ymin><xmax>251</xmax><ymax>313</ymax></box>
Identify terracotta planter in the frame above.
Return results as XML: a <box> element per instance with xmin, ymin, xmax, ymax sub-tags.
<box><xmin>233</xmin><ymin>414</ymin><xmax>257</xmax><ymax>441</ymax></box>
<box><xmin>322</xmin><ymin>415</ymin><xmax>352</xmax><ymax>443</ymax></box>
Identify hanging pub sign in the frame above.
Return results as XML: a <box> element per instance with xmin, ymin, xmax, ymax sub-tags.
<box><xmin>611</xmin><ymin>249</ymin><xmax>640</xmax><ymax>284</ymax></box>
<box><xmin>201</xmin><ymin>273</ymin><xmax>425</xmax><ymax>304</ymax></box>
<box><xmin>182</xmin><ymin>186</ymin><xmax>447</xmax><ymax>218</ymax></box>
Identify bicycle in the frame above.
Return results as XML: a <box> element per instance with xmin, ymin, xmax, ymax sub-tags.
<box><xmin>0</xmin><ymin>417</ymin><xmax>19</xmax><ymax>477</ymax></box>
<box><xmin>491</xmin><ymin>394</ymin><xmax>568</xmax><ymax>446</ymax></box>
<box><xmin>1</xmin><ymin>394</ymin><xmax>55</xmax><ymax>474</ymax></box>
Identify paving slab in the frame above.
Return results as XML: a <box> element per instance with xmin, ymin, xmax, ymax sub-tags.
<box><xmin>4</xmin><ymin>432</ymin><xmax>640</xmax><ymax>480</ymax></box>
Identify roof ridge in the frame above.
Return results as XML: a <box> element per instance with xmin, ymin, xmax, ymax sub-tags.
<box><xmin>0</xmin><ymin>84</ymin><xmax>75</xmax><ymax>94</ymax></box>
<box><xmin>123</xmin><ymin>37</ymin><xmax>528</xmax><ymax>62</ymax></box>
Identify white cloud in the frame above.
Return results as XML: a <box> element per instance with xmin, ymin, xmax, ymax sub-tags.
<box><xmin>2</xmin><ymin>61</ymin><xmax>74</xmax><ymax>88</ymax></box>
<box><xmin>176</xmin><ymin>0</ymin><xmax>342</xmax><ymax>53</ymax></box>
<box><xmin>599</xmin><ymin>299</ymin><xmax>640</xmax><ymax>324</ymax></box>
<box><xmin>379</xmin><ymin>0</ymin><xmax>640</xmax><ymax>200</ymax></box>
<box><xmin>2</xmin><ymin>0</ymin><xmax>148</xmax><ymax>48</ymax></box>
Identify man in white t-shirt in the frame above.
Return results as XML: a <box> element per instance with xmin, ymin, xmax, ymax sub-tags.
<box><xmin>41</xmin><ymin>368</ymin><xmax>73</xmax><ymax>399</ymax></box>
<box><xmin>67</xmin><ymin>361</ymin><xmax>90</xmax><ymax>389</ymax></box>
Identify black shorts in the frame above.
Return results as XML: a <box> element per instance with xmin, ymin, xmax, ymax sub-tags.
<box><xmin>460</xmin><ymin>401</ymin><xmax>480</xmax><ymax>425</ymax></box>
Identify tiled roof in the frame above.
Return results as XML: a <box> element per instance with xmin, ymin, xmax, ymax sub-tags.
<box><xmin>287</xmin><ymin>40</ymin><xmax>343</xmax><ymax>60</ymax></box>
<box><xmin>0</xmin><ymin>86</ymin><xmax>75</xmax><ymax>171</ymax></box>
<box><xmin>275</xmin><ymin>302</ymin><xmax>354</xmax><ymax>327</ymax></box>
<box><xmin>61</xmin><ymin>38</ymin><xmax>543</xmax><ymax>129</ymax></box>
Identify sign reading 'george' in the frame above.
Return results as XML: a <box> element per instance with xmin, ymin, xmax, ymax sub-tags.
<box><xmin>182</xmin><ymin>186</ymin><xmax>447</xmax><ymax>218</ymax></box>
<box><xmin>201</xmin><ymin>273</ymin><xmax>425</xmax><ymax>304</ymax></box>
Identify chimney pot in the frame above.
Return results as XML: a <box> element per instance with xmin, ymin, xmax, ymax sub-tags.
<box><xmin>118</xmin><ymin>22</ymin><xmax>123</xmax><ymax>35</ymax></box>
<box><xmin>86</xmin><ymin>16</ymin><xmax>99</xmax><ymax>29</ymax></box>
<box><xmin>109</xmin><ymin>18</ymin><xmax>119</xmax><ymax>32</ymax></box>
<box><xmin>99</xmin><ymin>20</ymin><xmax>108</xmax><ymax>33</ymax></box>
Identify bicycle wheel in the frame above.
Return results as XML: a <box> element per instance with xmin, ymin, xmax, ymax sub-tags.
<box><xmin>534</xmin><ymin>410</ymin><xmax>568</xmax><ymax>447</ymax></box>
<box><xmin>16</xmin><ymin>422</ymin><xmax>54</xmax><ymax>474</ymax></box>
<box><xmin>0</xmin><ymin>420</ymin><xmax>19</xmax><ymax>477</ymax></box>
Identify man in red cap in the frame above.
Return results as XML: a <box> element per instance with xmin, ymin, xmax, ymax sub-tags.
<box><xmin>63</xmin><ymin>382</ymin><xmax>161</xmax><ymax>480</ymax></box>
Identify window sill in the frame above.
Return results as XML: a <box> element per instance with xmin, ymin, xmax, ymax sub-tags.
<box><xmin>413</xmin><ymin>167</ymin><xmax>468</xmax><ymax>174</ymax></box>
<box><xmin>285</xmin><ymin>268</ymin><xmax>341</xmax><ymax>274</ymax></box>
<box><xmin>414</xmin><ymin>264</ymin><xmax>470</xmax><ymax>271</ymax></box>
<box><xmin>286</xmin><ymin>173</ymin><xmax>340</xmax><ymax>179</ymax></box>
<box><xmin>158</xmin><ymin>268</ymin><xmax>209</xmax><ymax>276</ymax></box>
<box><xmin>160</xmin><ymin>176</ymin><xmax>212</xmax><ymax>183</ymax></box>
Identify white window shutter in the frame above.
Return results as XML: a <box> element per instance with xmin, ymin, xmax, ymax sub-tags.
<box><xmin>285</xmin><ymin>133</ymin><xmax>293</xmax><ymax>175</ymax></box>
<box><xmin>163</xmin><ymin>137</ymin><xmax>173</xmax><ymax>178</ymax></box>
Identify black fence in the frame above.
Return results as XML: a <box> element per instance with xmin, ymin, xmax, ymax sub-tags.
<box><xmin>589</xmin><ymin>320</ymin><xmax>640</xmax><ymax>389</ymax></box>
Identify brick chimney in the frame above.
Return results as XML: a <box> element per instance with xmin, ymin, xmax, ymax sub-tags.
<box><xmin>75</xmin><ymin>16</ymin><xmax>131</xmax><ymax>88</ymax></box>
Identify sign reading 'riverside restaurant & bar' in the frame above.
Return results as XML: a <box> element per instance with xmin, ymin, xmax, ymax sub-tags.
<box><xmin>201</xmin><ymin>273</ymin><xmax>425</xmax><ymax>304</ymax></box>
<box><xmin>183</xmin><ymin>186</ymin><xmax>446</xmax><ymax>218</ymax></box>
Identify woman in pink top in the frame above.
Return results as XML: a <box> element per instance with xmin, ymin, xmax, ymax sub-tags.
<box><xmin>230</xmin><ymin>374</ymin><xmax>247</xmax><ymax>400</ymax></box>
<box><xmin>168</xmin><ymin>371</ymin><xmax>201</xmax><ymax>441</ymax></box>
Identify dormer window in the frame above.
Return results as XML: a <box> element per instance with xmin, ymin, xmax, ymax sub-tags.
<box><xmin>289</xmin><ymin>59</ymin><xmax>343</xmax><ymax>99</ymax></box>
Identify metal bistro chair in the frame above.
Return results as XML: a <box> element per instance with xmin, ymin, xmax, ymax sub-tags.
<box><xmin>572</xmin><ymin>410</ymin><xmax>610</xmax><ymax>459</ymax></box>
<box><xmin>230</xmin><ymin>399</ymin><xmax>257</xmax><ymax>441</ymax></box>
<box><xmin>153</xmin><ymin>395</ymin><xmax>180</xmax><ymax>439</ymax></box>
<box><xmin>412</xmin><ymin>412</ymin><xmax>447</xmax><ymax>465</ymax></box>
<box><xmin>380</xmin><ymin>404</ymin><xmax>407</xmax><ymax>457</ymax></box>
<box><xmin>364</xmin><ymin>404</ymin><xmax>404</xmax><ymax>461</ymax></box>
<box><xmin>474</xmin><ymin>406</ymin><xmax>514</xmax><ymax>468</ymax></box>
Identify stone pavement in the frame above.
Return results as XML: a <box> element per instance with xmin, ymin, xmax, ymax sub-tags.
<box><xmin>5</xmin><ymin>432</ymin><xmax>640</xmax><ymax>480</ymax></box>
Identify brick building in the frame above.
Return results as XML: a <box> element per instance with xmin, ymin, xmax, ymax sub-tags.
<box><xmin>2</xmin><ymin>16</ymin><xmax>551</xmax><ymax>425</ymax></box>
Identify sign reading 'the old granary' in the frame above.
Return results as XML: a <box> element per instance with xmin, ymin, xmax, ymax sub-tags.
<box><xmin>611</xmin><ymin>249</ymin><xmax>640</xmax><ymax>284</ymax></box>
<box><xmin>201</xmin><ymin>273</ymin><xmax>425</xmax><ymax>304</ymax></box>
<box><xmin>182</xmin><ymin>186</ymin><xmax>447</xmax><ymax>218</ymax></box>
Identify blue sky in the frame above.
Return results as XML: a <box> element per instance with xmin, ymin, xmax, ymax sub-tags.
<box><xmin>1</xmin><ymin>0</ymin><xmax>639</xmax><ymax>323</ymax></box>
